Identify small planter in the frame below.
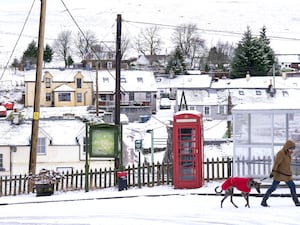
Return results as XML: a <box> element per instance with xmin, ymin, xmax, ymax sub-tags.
<box><xmin>35</xmin><ymin>183</ymin><xmax>54</xmax><ymax>197</ymax></box>
<box><xmin>26</xmin><ymin>168</ymin><xmax>63</xmax><ymax>197</ymax></box>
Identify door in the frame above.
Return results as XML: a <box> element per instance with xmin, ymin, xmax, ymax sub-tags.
<box><xmin>174</xmin><ymin>126</ymin><xmax>201</xmax><ymax>188</ymax></box>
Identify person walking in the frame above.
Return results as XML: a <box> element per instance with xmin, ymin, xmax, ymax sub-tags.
<box><xmin>261</xmin><ymin>139</ymin><xmax>300</xmax><ymax>207</ymax></box>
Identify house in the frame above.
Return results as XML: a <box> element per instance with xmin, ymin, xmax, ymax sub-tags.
<box><xmin>24</xmin><ymin>69</ymin><xmax>94</xmax><ymax>107</ymax></box>
<box><xmin>134</xmin><ymin>55</ymin><xmax>170</xmax><ymax>73</ymax></box>
<box><xmin>0</xmin><ymin>117</ymin><xmax>115</xmax><ymax>176</ymax></box>
<box><xmin>156</xmin><ymin>73</ymin><xmax>300</xmax><ymax>121</ymax></box>
<box><xmin>95</xmin><ymin>70</ymin><xmax>157</xmax><ymax>121</ymax></box>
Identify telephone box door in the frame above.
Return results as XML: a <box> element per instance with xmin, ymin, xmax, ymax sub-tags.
<box><xmin>173</xmin><ymin>112</ymin><xmax>203</xmax><ymax>189</ymax></box>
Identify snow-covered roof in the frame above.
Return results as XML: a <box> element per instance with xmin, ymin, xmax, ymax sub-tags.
<box><xmin>24</xmin><ymin>69</ymin><xmax>94</xmax><ymax>82</ymax></box>
<box><xmin>96</xmin><ymin>70</ymin><xmax>157</xmax><ymax>92</ymax></box>
<box><xmin>232</xmin><ymin>102</ymin><xmax>300</xmax><ymax>112</ymax></box>
<box><xmin>0</xmin><ymin>119</ymin><xmax>85</xmax><ymax>146</ymax></box>
<box><xmin>156</xmin><ymin>74</ymin><xmax>212</xmax><ymax>89</ymax></box>
<box><xmin>211</xmin><ymin>75</ymin><xmax>300</xmax><ymax>89</ymax></box>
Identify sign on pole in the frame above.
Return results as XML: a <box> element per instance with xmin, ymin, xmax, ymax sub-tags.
<box><xmin>135</xmin><ymin>139</ymin><xmax>143</xmax><ymax>152</ymax></box>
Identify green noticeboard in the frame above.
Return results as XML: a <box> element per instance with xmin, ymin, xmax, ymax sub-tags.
<box><xmin>89</xmin><ymin>124</ymin><xmax>118</xmax><ymax>158</ymax></box>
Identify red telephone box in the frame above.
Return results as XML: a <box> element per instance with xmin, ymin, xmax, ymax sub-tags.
<box><xmin>173</xmin><ymin>111</ymin><xmax>204</xmax><ymax>189</ymax></box>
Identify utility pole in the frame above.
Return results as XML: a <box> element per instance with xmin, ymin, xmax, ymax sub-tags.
<box><xmin>115</xmin><ymin>14</ymin><xmax>122</xmax><ymax>169</ymax></box>
<box><xmin>96</xmin><ymin>62</ymin><xmax>99</xmax><ymax>116</ymax></box>
<box><xmin>29</xmin><ymin>0</ymin><xmax>47</xmax><ymax>175</ymax></box>
<box><xmin>227</xmin><ymin>93</ymin><xmax>232</xmax><ymax>139</ymax></box>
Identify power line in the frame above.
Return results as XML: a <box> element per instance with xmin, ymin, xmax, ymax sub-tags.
<box><xmin>0</xmin><ymin>0</ymin><xmax>36</xmax><ymax>81</ymax></box>
<box><xmin>124</xmin><ymin>19</ymin><xmax>300</xmax><ymax>42</ymax></box>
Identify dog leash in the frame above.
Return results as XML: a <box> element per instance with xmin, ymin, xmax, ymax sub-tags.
<box><xmin>260</xmin><ymin>177</ymin><xmax>268</xmax><ymax>182</ymax></box>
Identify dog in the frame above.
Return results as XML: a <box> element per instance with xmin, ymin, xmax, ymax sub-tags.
<box><xmin>215</xmin><ymin>177</ymin><xmax>261</xmax><ymax>208</ymax></box>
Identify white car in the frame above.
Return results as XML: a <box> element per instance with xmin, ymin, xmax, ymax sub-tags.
<box><xmin>159</xmin><ymin>98</ymin><xmax>171</xmax><ymax>109</ymax></box>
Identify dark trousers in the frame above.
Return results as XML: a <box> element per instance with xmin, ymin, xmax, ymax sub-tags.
<box><xmin>264</xmin><ymin>180</ymin><xmax>299</xmax><ymax>203</ymax></box>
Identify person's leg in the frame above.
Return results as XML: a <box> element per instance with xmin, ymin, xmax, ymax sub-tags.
<box><xmin>261</xmin><ymin>180</ymin><xmax>280</xmax><ymax>207</ymax></box>
<box><xmin>286</xmin><ymin>180</ymin><xmax>300</xmax><ymax>206</ymax></box>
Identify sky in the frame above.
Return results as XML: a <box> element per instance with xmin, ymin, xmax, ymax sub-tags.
<box><xmin>1</xmin><ymin>0</ymin><xmax>300</xmax><ymax>66</ymax></box>
<box><xmin>0</xmin><ymin>181</ymin><xmax>300</xmax><ymax>225</ymax></box>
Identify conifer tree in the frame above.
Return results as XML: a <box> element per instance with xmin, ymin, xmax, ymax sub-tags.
<box><xmin>166</xmin><ymin>47</ymin><xmax>187</xmax><ymax>75</ymax></box>
<box><xmin>230</xmin><ymin>26</ymin><xmax>275</xmax><ymax>78</ymax></box>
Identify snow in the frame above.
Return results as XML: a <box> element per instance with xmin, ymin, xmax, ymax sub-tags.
<box><xmin>1</xmin><ymin>1</ymin><xmax>300</xmax><ymax>223</ymax></box>
<box><xmin>0</xmin><ymin>181</ymin><xmax>299</xmax><ymax>225</ymax></box>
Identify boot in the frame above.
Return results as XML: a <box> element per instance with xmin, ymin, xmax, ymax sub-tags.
<box><xmin>292</xmin><ymin>194</ymin><xmax>300</xmax><ymax>206</ymax></box>
<box><xmin>261</xmin><ymin>196</ymin><xmax>269</xmax><ymax>207</ymax></box>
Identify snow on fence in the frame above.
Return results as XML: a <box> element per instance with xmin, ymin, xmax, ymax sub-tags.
<box><xmin>0</xmin><ymin>158</ymin><xmax>232</xmax><ymax>197</ymax></box>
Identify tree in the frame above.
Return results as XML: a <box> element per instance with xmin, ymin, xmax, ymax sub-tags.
<box><xmin>22</xmin><ymin>40</ymin><xmax>38</xmax><ymax>66</ymax></box>
<box><xmin>135</xmin><ymin>26</ymin><xmax>162</xmax><ymax>55</ymax></box>
<box><xmin>230</xmin><ymin>26</ymin><xmax>275</xmax><ymax>78</ymax></box>
<box><xmin>11</xmin><ymin>58</ymin><xmax>20</xmax><ymax>72</ymax></box>
<box><xmin>74</xmin><ymin>30</ymin><xmax>98</xmax><ymax>60</ymax></box>
<box><xmin>43</xmin><ymin>44</ymin><xmax>53</xmax><ymax>66</ymax></box>
<box><xmin>66</xmin><ymin>55</ymin><xmax>74</xmax><ymax>68</ymax></box>
<box><xmin>166</xmin><ymin>47</ymin><xmax>187</xmax><ymax>75</ymax></box>
<box><xmin>171</xmin><ymin>23</ymin><xmax>205</xmax><ymax>68</ymax></box>
<box><xmin>206</xmin><ymin>41</ymin><xmax>234</xmax><ymax>71</ymax></box>
<box><xmin>52</xmin><ymin>30</ymin><xmax>73</xmax><ymax>68</ymax></box>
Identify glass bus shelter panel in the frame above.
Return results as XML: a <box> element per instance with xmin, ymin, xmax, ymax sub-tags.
<box><xmin>233</xmin><ymin>113</ymin><xmax>249</xmax><ymax>144</ymax></box>
<box><xmin>273</xmin><ymin>113</ymin><xmax>287</xmax><ymax>143</ymax></box>
<box><xmin>250</xmin><ymin>113</ymin><xmax>273</xmax><ymax>144</ymax></box>
<box><xmin>233</xmin><ymin>147</ymin><xmax>273</xmax><ymax>177</ymax></box>
<box><xmin>288</xmin><ymin>113</ymin><xmax>300</xmax><ymax>143</ymax></box>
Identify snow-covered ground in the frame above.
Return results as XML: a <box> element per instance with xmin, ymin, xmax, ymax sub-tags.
<box><xmin>0</xmin><ymin>181</ymin><xmax>299</xmax><ymax>225</ymax></box>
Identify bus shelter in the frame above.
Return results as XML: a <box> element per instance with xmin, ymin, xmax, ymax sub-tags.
<box><xmin>232</xmin><ymin>103</ymin><xmax>300</xmax><ymax>179</ymax></box>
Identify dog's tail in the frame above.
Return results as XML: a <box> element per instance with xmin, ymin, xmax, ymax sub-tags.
<box><xmin>215</xmin><ymin>186</ymin><xmax>223</xmax><ymax>195</ymax></box>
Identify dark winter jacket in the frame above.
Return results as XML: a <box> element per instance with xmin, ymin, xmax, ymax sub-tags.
<box><xmin>271</xmin><ymin>139</ymin><xmax>295</xmax><ymax>182</ymax></box>
<box><xmin>221</xmin><ymin>177</ymin><xmax>252</xmax><ymax>193</ymax></box>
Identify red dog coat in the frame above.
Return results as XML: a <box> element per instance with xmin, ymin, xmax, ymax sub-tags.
<box><xmin>221</xmin><ymin>177</ymin><xmax>252</xmax><ymax>193</ymax></box>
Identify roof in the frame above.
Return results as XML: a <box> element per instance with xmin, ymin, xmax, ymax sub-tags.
<box><xmin>156</xmin><ymin>74</ymin><xmax>212</xmax><ymax>89</ymax></box>
<box><xmin>0</xmin><ymin>119</ymin><xmax>85</xmax><ymax>146</ymax></box>
<box><xmin>211</xmin><ymin>76</ymin><xmax>300</xmax><ymax>89</ymax></box>
<box><xmin>24</xmin><ymin>69</ymin><xmax>94</xmax><ymax>82</ymax></box>
<box><xmin>96</xmin><ymin>70</ymin><xmax>157</xmax><ymax>92</ymax></box>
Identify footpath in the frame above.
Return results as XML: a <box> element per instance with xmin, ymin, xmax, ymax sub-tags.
<box><xmin>0</xmin><ymin>180</ymin><xmax>298</xmax><ymax>206</ymax></box>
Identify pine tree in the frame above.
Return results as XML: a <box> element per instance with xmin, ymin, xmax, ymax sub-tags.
<box><xmin>166</xmin><ymin>47</ymin><xmax>187</xmax><ymax>75</ymax></box>
<box><xmin>43</xmin><ymin>44</ymin><xmax>53</xmax><ymax>66</ymax></box>
<box><xmin>230</xmin><ymin>26</ymin><xmax>275</xmax><ymax>78</ymax></box>
<box><xmin>22</xmin><ymin>40</ymin><xmax>38</xmax><ymax>66</ymax></box>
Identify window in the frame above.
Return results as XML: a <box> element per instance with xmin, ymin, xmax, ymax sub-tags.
<box><xmin>76</xmin><ymin>78</ymin><xmax>82</xmax><ymax>88</ymax></box>
<box><xmin>203</xmin><ymin>106</ymin><xmax>210</xmax><ymax>115</ymax></box>
<box><xmin>37</xmin><ymin>137</ymin><xmax>46</xmax><ymax>154</ymax></box>
<box><xmin>77</xmin><ymin>93</ymin><xmax>82</xmax><ymax>102</ymax></box>
<box><xmin>121</xmin><ymin>77</ymin><xmax>126</xmax><ymax>83</ymax></box>
<box><xmin>58</xmin><ymin>93</ymin><xmax>71</xmax><ymax>101</ymax></box>
<box><xmin>45</xmin><ymin>78</ymin><xmax>51</xmax><ymax>88</ymax></box>
<box><xmin>129</xmin><ymin>92</ymin><xmax>134</xmax><ymax>101</ymax></box>
<box><xmin>218</xmin><ymin>105</ymin><xmax>226</xmax><ymax>115</ymax></box>
<box><xmin>46</xmin><ymin>93</ymin><xmax>51</xmax><ymax>102</ymax></box>
<box><xmin>107</xmin><ymin>62</ymin><xmax>112</xmax><ymax>70</ymax></box>
<box><xmin>103</xmin><ymin>77</ymin><xmax>109</xmax><ymax>83</ymax></box>
<box><xmin>137</xmin><ymin>77</ymin><xmax>143</xmax><ymax>83</ymax></box>
<box><xmin>146</xmin><ymin>92</ymin><xmax>151</xmax><ymax>100</ymax></box>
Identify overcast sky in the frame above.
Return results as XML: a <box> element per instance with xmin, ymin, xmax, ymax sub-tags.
<box><xmin>1</xmin><ymin>0</ymin><xmax>300</xmax><ymax>65</ymax></box>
